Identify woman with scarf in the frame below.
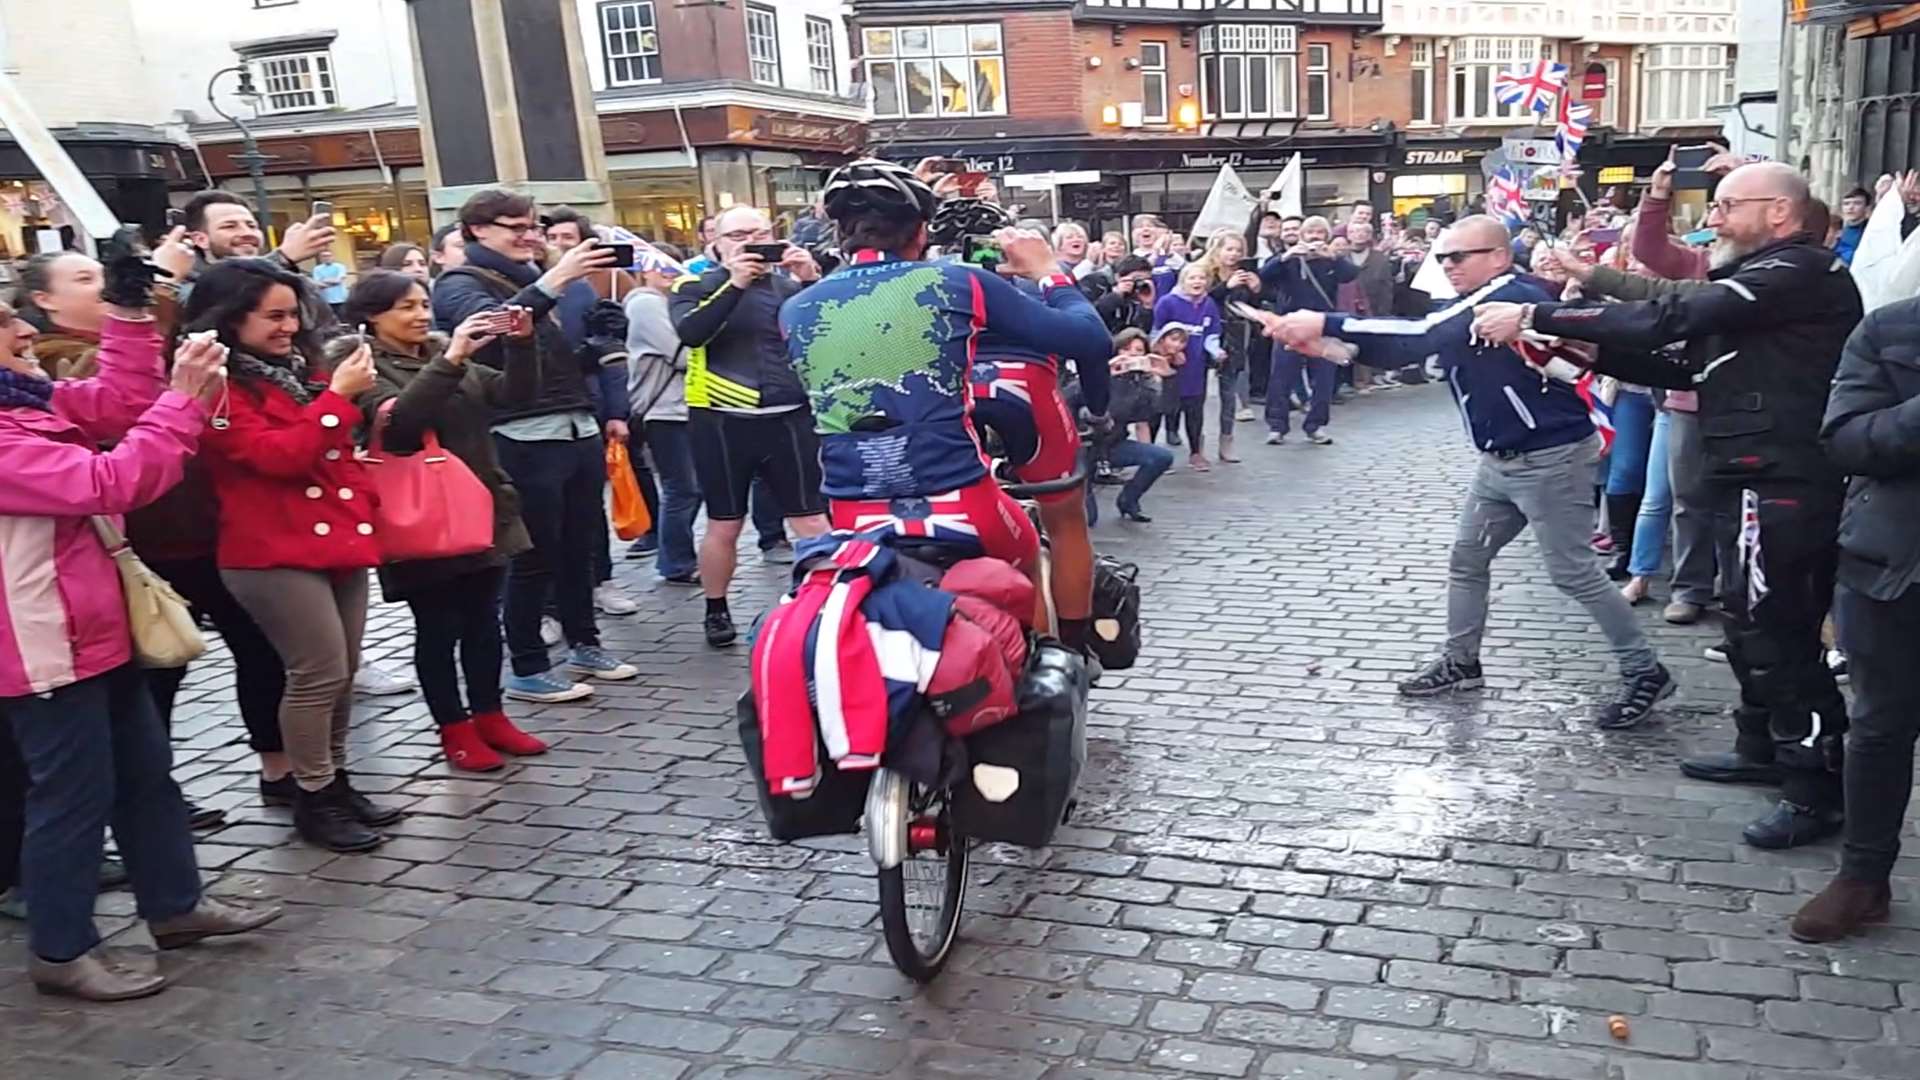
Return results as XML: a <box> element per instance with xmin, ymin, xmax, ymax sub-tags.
<box><xmin>16</xmin><ymin>243</ymin><xmax>291</xmax><ymax>824</ymax></box>
<box><xmin>346</xmin><ymin>270</ymin><xmax>546</xmax><ymax>771</ymax></box>
<box><xmin>0</xmin><ymin>253</ymin><xmax>280</xmax><ymax>1000</ymax></box>
<box><xmin>184</xmin><ymin>258</ymin><xmax>399</xmax><ymax>854</ymax></box>
<box><xmin>1151</xmin><ymin>262</ymin><xmax>1224</xmax><ymax>471</ymax></box>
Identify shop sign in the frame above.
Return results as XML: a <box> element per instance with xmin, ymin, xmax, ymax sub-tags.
<box><xmin>765</xmin><ymin>117</ymin><xmax>853</xmax><ymax>145</ymax></box>
<box><xmin>1178</xmin><ymin>150</ymin><xmax>1312</xmax><ymax>169</ymax></box>
<box><xmin>1404</xmin><ymin>148</ymin><xmax>1473</xmax><ymax>166</ymax></box>
<box><xmin>958</xmin><ymin>154</ymin><xmax>1019</xmax><ymax>173</ymax></box>
<box><xmin>1596</xmin><ymin>165</ymin><xmax>1637</xmax><ymax>185</ymax></box>
<box><xmin>1502</xmin><ymin>137</ymin><xmax>1561</xmax><ymax>167</ymax></box>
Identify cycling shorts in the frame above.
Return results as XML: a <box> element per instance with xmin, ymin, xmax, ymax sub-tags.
<box><xmin>688</xmin><ymin>406</ymin><xmax>827</xmax><ymax>522</ymax></box>
<box><xmin>968</xmin><ymin>359</ymin><xmax>1082</xmax><ymax>503</ymax></box>
<box><xmin>829</xmin><ymin>475</ymin><xmax>1040</xmax><ymax>573</ymax></box>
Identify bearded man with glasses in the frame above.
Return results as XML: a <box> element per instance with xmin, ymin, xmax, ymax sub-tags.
<box><xmin>1251</xmin><ymin>215</ymin><xmax>1674</xmax><ymax>730</ymax></box>
<box><xmin>1471</xmin><ymin>162</ymin><xmax>1864</xmax><ymax>852</ymax></box>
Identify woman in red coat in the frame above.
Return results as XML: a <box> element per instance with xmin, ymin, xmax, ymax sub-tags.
<box><xmin>183</xmin><ymin>259</ymin><xmax>398</xmax><ymax>854</ymax></box>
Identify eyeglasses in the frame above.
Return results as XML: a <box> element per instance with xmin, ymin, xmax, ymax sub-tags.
<box><xmin>1436</xmin><ymin>247</ymin><xmax>1498</xmax><ymax>265</ymax></box>
<box><xmin>1707</xmin><ymin>195</ymin><xmax>1784</xmax><ymax>216</ymax></box>
<box><xmin>484</xmin><ymin>219</ymin><xmax>543</xmax><ymax>235</ymax></box>
<box><xmin>719</xmin><ymin>228</ymin><xmax>774</xmax><ymax>242</ymax></box>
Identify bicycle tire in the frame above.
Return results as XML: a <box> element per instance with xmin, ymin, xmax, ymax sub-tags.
<box><xmin>877</xmin><ymin>795</ymin><xmax>969</xmax><ymax>982</ymax></box>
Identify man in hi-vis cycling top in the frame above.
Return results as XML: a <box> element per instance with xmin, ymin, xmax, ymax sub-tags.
<box><xmin>778</xmin><ymin>159</ymin><xmax>1113</xmax><ymax>650</ymax></box>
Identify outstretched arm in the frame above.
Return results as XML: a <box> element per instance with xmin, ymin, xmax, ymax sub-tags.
<box><xmin>972</xmin><ymin>267</ymin><xmax>1114</xmax><ymax>414</ymax></box>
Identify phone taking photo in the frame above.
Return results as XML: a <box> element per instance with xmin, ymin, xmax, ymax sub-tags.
<box><xmin>745</xmin><ymin>242</ymin><xmax>788</xmax><ymax>262</ymax></box>
<box><xmin>1672</xmin><ymin>145</ymin><xmax>1715</xmax><ymax>191</ymax></box>
<box><xmin>601</xmin><ymin>242</ymin><xmax>636</xmax><ymax>266</ymax></box>
<box><xmin>311</xmin><ymin>200</ymin><xmax>334</xmax><ymax>221</ymax></box>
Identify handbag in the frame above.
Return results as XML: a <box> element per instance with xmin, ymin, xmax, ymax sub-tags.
<box><xmin>607</xmin><ymin>439</ymin><xmax>652</xmax><ymax>540</ymax></box>
<box><xmin>359</xmin><ymin>400</ymin><xmax>496</xmax><ymax>562</ymax></box>
<box><xmin>90</xmin><ymin>517</ymin><xmax>204</xmax><ymax>669</ymax></box>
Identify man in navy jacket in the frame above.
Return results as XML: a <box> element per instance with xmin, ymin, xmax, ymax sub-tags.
<box><xmin>1257</xmin><ymin>216</ymin><xmax>1673</xmax><ymax>730</ymax></box>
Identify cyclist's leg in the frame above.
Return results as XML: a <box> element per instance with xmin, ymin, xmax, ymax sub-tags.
<box><xmin>1006</xmin><ymin>370</ymin><xmax>1095</xmax><ymax>646</ymax></box>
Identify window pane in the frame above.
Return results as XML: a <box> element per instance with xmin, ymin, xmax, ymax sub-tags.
<box><xmin>1248</xmin><ymin>54</ymin><xmax>1270</xmax><ymax>116</ymax></box>
<box><xmin>1274</xmin><ymin>54</ymin><xmax>1297</xmax><ymax>116</ymax></box>
<box><xmin>972</xmin><ymin>57</ymin><xmax>1005</xmax><ymax>113</ymax></box>
<box><xmin>969</xmin><ymin>24</ymin><xmax>1001</xmax><ymax>53</ymax></box>
<box><xmin>937</xmin><ymin>56</ymin><xmax>970</xmax><ymax>114</ymax></box>
<box><xmin>1474</xmin><ymin>67</ymin><xmax>1491</xmax><ymax>118</ymax></box>
<box><xmin>903</xmin><ymin>59</ymin><xmax>936</xmax><ymax>115</ymax></box>
<box><xmin>1247</xmin><ymin>24</ymin><xmax>1271</xmax><ymax>52</ymax></box>
<box><xmin>1411</xmin><ymin>69</ymin><xmax>1429</xmax><ymax>122</ymax></box>
<box><xmin>933</xmin><ymin>25</ymin><xmax>967</xmax><ymax>57</ymax></box>
<box><xmin>864</xmin><ymin>28</ymin><xmax>895</xmax><ymax>57</ymax></box>
<box><xmin>1308</xmin><ymin>74</ymin><xmax>1327</xmax><ymax>118</ymax></box>
<box><xmin>1142</xmin><ymin>42</ymin><xmax>1164</xmax><ymax>68</ymax></box>
<box><xmin>1275</xmin><ymin>25</ymin><xmax>1296</xmax><ymax>52</ymax></box>
<box><xmin>1453</xmin><ymin>68</ymin><xmax>1467</xmax><ymax>119</ymax></box>
<box><xmin>898</xmin><ymin>27</ymin><xmax>930</xmax><ymax>55</ymax></box>
<box><xmin>1144</xmin><ymin>71</ymin><xmax>1167</xmax><ymax>121</ymax></box>
<box><xmin>1219</xmin><ymin>24</ymin><xmax>1244</xmax><ymax>51</ymax></box>
<box><xmin>870</xmin><ymin>61</ymin><xmax>902</xmax><ymax>116</ymax></box>
<box><xmin>1200</xmin><ymin>55</ymin><xmax>1218</xmax><ymax>117</ymax></box>
<box><xmin>1308</xmin><ymin>43</ymin><xmax>1328</xmax><ymax>69</ymax></box>
<box><xmin>1222</xmin><ymin>55</ymin><xmax>1244</xmax><ymax>115</ymax></box>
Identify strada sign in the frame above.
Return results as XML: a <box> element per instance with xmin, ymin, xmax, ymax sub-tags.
<box><xmin>1404</xmin><ymin>148</ymin><xmax>1470</xmax><ymax>166</ymax></box>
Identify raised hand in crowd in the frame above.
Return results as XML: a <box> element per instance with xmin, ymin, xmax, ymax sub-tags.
<box><xmin>1544</xmin><ymin>244</ymin><xmax>1596</xmax><ymax>284</ymax></box>
<box><xmin>152</xmin><ymin>224</ymin><xmax>196</xmax><ymax>286</ymax></box>
<box><xmin>444</xmin><ymin>310</ymin><xmax>503</xmax><ymax>366</ymax></box>
<box><xmin>277</xmin><ymin>212</ymin><xmax>338</xmax><ymax>265</ymax></box>
<box><xmin>780</xmin><ymin>245</ymin><xmax>822</xmax><ymax>283</ymax></box>
<box><xmin>724</xmin><ymin>245</ymin><xmax>775</xmax><ymax>290</ymax></box>
<box><xmin>169</xmin><ymin>331</ymin><xmax>229</xmax><ymax>406</ymax></box>
<box><xmin>328</xmin><ymin>341</ymin><xmax>376</xmax><ymax>398</ymax></box>
<box><xmin>992</xmin><ymin>226</ymin><xmax>1064</xmax><ymax>282</ymax></box>
<box><xmin>541</xmin><ymin>237</ymin><xmax>620</xmax><ymax>291</ymax></box>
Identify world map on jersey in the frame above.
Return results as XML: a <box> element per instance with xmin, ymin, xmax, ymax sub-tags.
<box><xmin>784</xmin><ymin>265</ymin><xmax>962</xmax><ymax>434</ymax></box>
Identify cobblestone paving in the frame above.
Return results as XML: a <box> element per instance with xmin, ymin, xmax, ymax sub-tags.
<box><xmin>5</xmin><ymin>386</ymin><xmax>1918</xmax><ymax>1080</ymax></box>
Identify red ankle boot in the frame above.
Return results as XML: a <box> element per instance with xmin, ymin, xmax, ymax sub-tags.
<box><xmin>439</xmin><ymin>719</ymin><xmax>505</xmax><ymax>772</ymax></box>
<box><xmin>472</xmin><ymin>710</ymin><xmax>548</xmax><ymax>757</ymax></box>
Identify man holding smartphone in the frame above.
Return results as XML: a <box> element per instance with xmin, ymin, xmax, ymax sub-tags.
<box><xmin>670</xmin><ymin>205</ymin><xmax>830</xmax><ymax>648</ymax></box>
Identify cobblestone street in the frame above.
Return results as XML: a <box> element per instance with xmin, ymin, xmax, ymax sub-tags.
<box><xmin>5</xmin><ymin>386</ymin><xmax>1918</xmax><ymax>1080</ymax></box>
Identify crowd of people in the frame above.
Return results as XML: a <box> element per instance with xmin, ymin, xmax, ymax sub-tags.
<box><xmin>2</xmin><ymin>141</ymin><xmax>1918</xmax><ymax>1003</ymax></box>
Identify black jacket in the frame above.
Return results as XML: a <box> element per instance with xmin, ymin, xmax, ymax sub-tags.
<box><xmin>431</xmin><ymin>246</ymin><xmax>597</xmax><ymax>424</ymax></box>
<box><xmin>1094</xmin><ymin>288</ymin><xmax>1153</xmax><ymax>335</ymax></box>
<box><xmin>1821</xmin><ymin>296</ymin><xmax>1920</xmax><ymax>600</ymax></box>
<box><xmin>1532</xmin><ymin>238</ymin><xmax>1864</xmax><ymax>484</ymax></box>
<box><xmin>669</xmin><ymin>266</ymin><xmax>809</xmax><ymax>412</ymax></box>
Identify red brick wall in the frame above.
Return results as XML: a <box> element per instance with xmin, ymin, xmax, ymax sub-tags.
<box><xmin>851</xmin><ymin>10</ymin><xmax>1085</xmax><ymax>132</ymax></box>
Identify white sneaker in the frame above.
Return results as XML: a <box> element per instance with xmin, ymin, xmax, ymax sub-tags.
<box><xmin>1235</xmin><ymin>406</ymin><xmax>1255</xmax><ymax>422</ymax></box>
<box><xmin>594</xmin><ymin>585</ymin><xmax>639</xmax><ymax>616</ymax></box>
<box><xmin>1704</xmin><ymin>645</ymin><xmax>1728</xmax><ymax>663</ymax></box>
<box><xmin>352</xmin><ymin>664</ymin><xmax>417</xmax><ymax>697</ymax></box>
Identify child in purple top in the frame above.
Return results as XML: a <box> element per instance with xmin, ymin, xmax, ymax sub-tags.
<box><xmin>1151</xmin><ymin>263</ymin><xmax>1224</xmax><ymax>470</ymax></box>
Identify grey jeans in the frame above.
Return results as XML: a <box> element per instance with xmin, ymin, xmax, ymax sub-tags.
<box><xmin>1445</xmin><ymin>436</ymin><xmax>1660</xmax><ymax>677</ymax></box>
<box><xmin>1665</xmin><ymin>409</ymin><xmax>1719</xmax><ymax>605</ymax></box>
<box><xmin>222</xmin><ymin>568</ymin><xmax>368</xmax><ymax>792</ymax></box>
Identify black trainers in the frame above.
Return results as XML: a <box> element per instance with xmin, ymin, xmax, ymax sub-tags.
<box><xmin>293</xmin><ymin>777</ymin><xmax>385</xmax><ymax>854</ymax></box>
<box><xmin>704</xmin><ymin>610</ymin><xmax>738</xmax><ymax>647</ymax></box>
<box><xmin>1397</xmin><ymin>656</ymin><xmax>1485</xmax><ymax>697</ymax></box>
<box><xmin>1595</xmin><ymin>665</ymin><xmax>1677</xmax><ymax>729</ymax></box>
<box><xmin>337</xmin><ymin>771</ymin><xmax>404</xmax><ymax>827</ymax></box>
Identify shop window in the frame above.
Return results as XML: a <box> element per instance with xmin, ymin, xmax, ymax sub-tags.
<box><xmin>1641</xmin><ymin>44</ymin><xmax>1733</xmax><ymax>126</ymax></box>
<box><xmin>249</xmin><ymin>50</ymin><xmax>337</xmax><ymax>114</ymax></box>
<box><xmin>806</xmin><ymin>16</ymin><xmax>837</xmax><ymax>94</ymax></box>
<box><xmin>1199</xmin><ymin>23</ymin><xmax>1297</xmax><ymax>121</ymax></box>
<box><xmin>1409</xmin><ymin>40</ymin><xmax>1433</xmax><ymax>127</ymax></box>
<box><xmin>1306</xmin><ymin>43</ymin><xmax>1330</xmax><ymax>121</ymax></box>
<box><xmin>746</xmin><ymin>5</ymin><xmax>782</xmax><ymax>86</ymax></box>
<box><xmin>1448</xmin><ymin>36</ymin><xmax>1542</xmax><ymax>124</ymax></box>
<box><xmin>1141</xmin><ymin>41</ymin><xmax>1168</xmax><ymax>124</ymax></box>
<box><xmin>600</xmin><ymin>1</ymin><xmax>661</xmax><ymax>87</ymax></box>
<box><xmin>863</xmin><ymin>23</ymin><xmax>1006</xmax><ymax>119</ymax></box>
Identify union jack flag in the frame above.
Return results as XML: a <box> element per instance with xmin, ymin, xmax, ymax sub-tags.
<box><xmin>1494</xmin><ymin>60</ymin><xmax>1568</xmax><ymax>116</ymax></box>
<box><xmin>843</xmin><ymin>492</ymin><xmax>982</xmax><ymax>544</ymax></box>
<box><xmin>970</xmin><ymin>361</ymin><xmax>1036</xmax><ymax>405</ymax></box>
<box><xmin>1573</xmin><ymin>371</ymin><xmax>1615</xmax><ymax>453</ymax></box>
<box><xmin>1485</xmin><ymin>168</ymin><xmax>1525</xmax><ymax>224</ymax></box>
<box><xmin>1555</xmin><ymin>95</ymin><xmax>1593</xmax><ymax>161</ymax></box>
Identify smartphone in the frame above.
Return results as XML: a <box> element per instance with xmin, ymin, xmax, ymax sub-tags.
<box><xmin>1586</xmin><ymin>226</ymin><xmax>1622</xmax><ymax>247</ymax></box>
<box><xmin>962</xmin><ymin>235</ymin><xmax>1002</xmax><ymax>269</ymax></box>
<box><xmin>1237</xmin><ymin>257</ymin><xmax>1262</xmax><ymax>274</ymax></box>
<box><xmin>1672</xmin><ymin>145</ymin><xmax>1715</xmax><ymax>191</ymax></box>
<box><xmin>311</xmin><ymin>200</ymin><xmax>334</xmax><ymax>221</ymax></box>
<box><xmin>601</xmin><ymin>242</ymin><xmax>636</xmax><ymax>266</ymax></box>
<box><xmin>165</xmin><ymin>207</ymin><xmax>186</xmax><ymax>229</ymax></box>
<box><xmin>745</xmin><ymin>242</ymin><xmax>788</xmax><ymax>262</ymax></box>
<box><xmin>1683</xmin><ymin>227</ymin><xmax>1716</xmax><ymax>246</ymax></box>
<box><xmin>952</xmin><ymin>171</ymin><xmax>988</xmax><ymax>197</ymax></box>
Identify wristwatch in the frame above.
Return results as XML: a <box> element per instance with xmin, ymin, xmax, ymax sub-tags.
<box><xmin>1519</xmin><ymin>303</ymin><xmax>1537</xmax><ymax>333</ymax></box>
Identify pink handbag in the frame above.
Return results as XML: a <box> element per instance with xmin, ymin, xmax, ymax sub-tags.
<box><xmin>359</xmin><ymin>400</ymin><xmax>496</xmax><ymax>562</ymax></box>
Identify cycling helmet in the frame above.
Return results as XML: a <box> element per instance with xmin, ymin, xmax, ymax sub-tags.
<box><xmin>821</xmin><ymin>158</ymin><xmax>939</xmax><ymax>223</ymax></box>
<box><xmin>928</xmin><ymin>198</ymin><xmax>1016</xmax><ymax>249</ymax></box>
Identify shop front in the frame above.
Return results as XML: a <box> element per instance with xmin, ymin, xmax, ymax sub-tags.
<box><xmin>0</xmin><ymin>129</ymin><xmax>191</xmax><ymax>255</ymax></box>
<box><xmin>1576</xmin><ymin>131</ymin><xmax>1704</xmax><ymax>225</ymax></box>
<box><xmin>1390</xmin><ymin>138</ymin><xmax>1500</xmax><ymax>225</ymax></box>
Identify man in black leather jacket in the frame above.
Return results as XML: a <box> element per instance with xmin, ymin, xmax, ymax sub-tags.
<box><xmin>1472</xmin><ymin>162</ymin><xmax>1864</xmax><ymax>851</ymax></box>
<box><xmin>1789</xmin><ymin>294</ymin><xmax>1920</xmax><ymax>941</ymax></box>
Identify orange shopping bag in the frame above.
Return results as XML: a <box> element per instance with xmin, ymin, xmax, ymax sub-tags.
<box><xmin>607</xmin><ymin>439</ymin><xmax>652</xmax><ymax>540</ymax></box>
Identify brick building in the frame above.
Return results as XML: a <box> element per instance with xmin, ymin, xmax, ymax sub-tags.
<box><xmin>850</xmin><ymin>0</ymin><xmax>1738</xmax><ymax>234</ymax></box>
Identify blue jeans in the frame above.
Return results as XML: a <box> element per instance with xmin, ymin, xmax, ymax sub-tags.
<box><xmin>1605</xmin><ymin>390</ymin><xmax>1655</xmax><ymax>497</ymax></box>
<box><xmin>5</xmin><ymin>665</ymin><xmax>200</xmax><ymax>961</ymax></box>
<box><xmin>1088</xmin><ymin>436</ymin><xmax>1175</xmax><ymax>524</ymax></box>
<box><xmin>1628</xmin><ymin>409</ymin><xmax>1675</xmax><ymax>578</ymax></box>
<box><xmin>646</xmin><ymin>419</ymin><xmax>702</xmax><ymax>580</ymax></box>
<box><xmin>494</xmin><ymin>434</ymin><xmax>604</xmax><ymax>675</ymax></box>
<box><xmin>1267</xmin><ymin>350</ymin><xmax>1334</xmax><ymax>435</ymax></box>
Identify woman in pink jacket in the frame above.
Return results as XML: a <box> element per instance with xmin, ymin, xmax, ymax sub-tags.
<box><xmin>0</xmin><ymin>254</ymin><xmax>280</xmax><ymax>1002</ymax></box>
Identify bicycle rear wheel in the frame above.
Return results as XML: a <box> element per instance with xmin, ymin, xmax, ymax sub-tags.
<box><xmin>876</xmin><ymin>783</ymin><xmax>968</xmax><ymax>981</ymax></box>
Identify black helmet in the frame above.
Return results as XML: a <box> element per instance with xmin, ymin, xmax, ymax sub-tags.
<box><xmin>821</xmin><ymin>158</ymin><xmax>938</xmax><ymax>223</ymax></box>
<box><xmin>928</xmin><ymin>198</ymin><xmax>1015</xmax><ymax>249</ymax></box>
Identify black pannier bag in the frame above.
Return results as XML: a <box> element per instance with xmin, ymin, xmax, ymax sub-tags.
<box><xmin>736</xmin><ymin>691</ymin><xmax>870</xmax><ymax>841</ymax></box>
<box><xmin>1088</xmin><ymin>555</ymin><xmax>1141</xmax><ymax>670</ymax></box>
<box><xmin>950</xmin><ymin>641</ymin><xmax>1089</xmax><ymax>848</ymax></box>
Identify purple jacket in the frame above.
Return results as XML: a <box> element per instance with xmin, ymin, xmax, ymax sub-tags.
<box><xmin>1152</xmin><ymin>291</ymin><xmax>1222</xmax><ymax>399</ymax></box>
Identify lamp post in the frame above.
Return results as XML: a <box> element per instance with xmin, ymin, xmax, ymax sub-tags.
<box><xmin>206</xmin><ymin>65</ymin><xmax>272</xmax><ymax>225</ymax></box>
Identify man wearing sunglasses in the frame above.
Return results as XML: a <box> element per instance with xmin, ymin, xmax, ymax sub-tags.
<box><xmin>1471</xmin><ymin>162</ymin><xmax>1864</xmax><ymax>853</ymax></box>
<box><xmin>1250</xmin><ymin>215</ymin><xmax>1673</xmax><ymax>732</ymax></box>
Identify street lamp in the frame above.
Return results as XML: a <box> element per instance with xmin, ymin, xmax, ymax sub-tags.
<box><xmin>206</xmin><ymin>65</ymin><xmax>273</xmax><ymax>226</ymax></box>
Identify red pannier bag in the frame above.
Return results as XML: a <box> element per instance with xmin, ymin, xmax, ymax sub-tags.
<box><xmin>926</xmin><ymin>559</ymin><xmax>1032</xmax><ymax>736</ymax></box>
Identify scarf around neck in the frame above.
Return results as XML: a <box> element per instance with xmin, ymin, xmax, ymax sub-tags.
<box><xmin>0</xmin><ymin>367</ymin><xmax>54</xmax><ymax>411</ymax></box>
<box><xmin>465</xmin><ymin>241</ymin><xmax>542</xmax><ymax>287</ymax></box>
<box><xmin>228</xmin><ymin>349</ymin><xmax>315</xmax><ymax>406</ymax></box>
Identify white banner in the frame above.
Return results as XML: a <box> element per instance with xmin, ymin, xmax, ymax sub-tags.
<box><xmin>1191</xmin><ymin>163</ymin><xmax>1259</xmax><ymax>242</ymax></box>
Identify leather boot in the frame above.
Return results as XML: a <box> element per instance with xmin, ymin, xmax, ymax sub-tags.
<box><xmin>1681</xmin><ymin>706</ymin><xmax>1779</xmax><ymax>784</ymax></box>
<box><xmin>293</xmin><ymin>776</ymin><xmax>385</xmax><ymax>853</ymax></box>
<box><xmin>336</xmin><ymin>770</ymin><xmax>404</xmax><ymax>828</ymax></box>
<box><xmin>1742</xmin><ymin>799</ymin><xmax>1843</xmax><ymax>850</ymax></box>
<box><xmin>440</xmin><ymin>719</ymin><xmax>505</xmax><ymax>772</ymax></box>
<box><xmin>1790</xmin><ymin>876</ymin><xmax>1892</xmax><ymax>943</ymax></box>
<box><xmin>1603</xmin><ymin>493</ymin><xmax>1640</xmax><ymax>580</ymax></box>
<box><xmin>29</xmin><ymin>948</ymin><xmax>166</xmax><ymax>1001</ymax></box>
<box><xmin>472</xmin><ymin>710</ymin><xmax>549</xmax><ymax>757</ymax></box>
<box><xmin>1217</xmin><ymin>433</ymin><xmax>1241</xmax><ymax>463</ymax></box>
<box><xmin>150</xmin><ymin>896</ymin><xmax>284</xmax><ymax>950</ymax></box>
